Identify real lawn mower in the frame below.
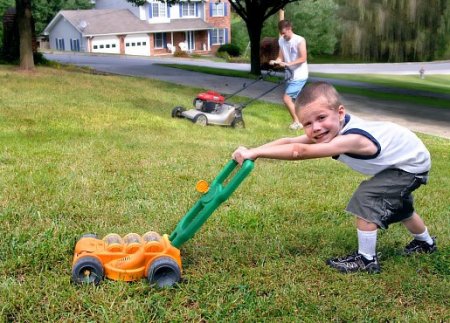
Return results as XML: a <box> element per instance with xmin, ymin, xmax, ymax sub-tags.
<box><xmin>171</xmin><ymin>69</ymin><xmax>290</xmax><ymax>128</ymax></box>
<box><xmin>71</xmin><ymin>159</ymin><xmax>254</xmax><ymax>288</ymax></box>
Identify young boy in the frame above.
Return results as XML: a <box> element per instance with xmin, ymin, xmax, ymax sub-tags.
<box><xmin>232</xmin><ymin>82</ymin><xmax>436</xmax><ymax>274</ymax></box>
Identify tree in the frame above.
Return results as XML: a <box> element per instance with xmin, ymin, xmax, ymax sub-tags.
<box><xmin>229</xmin><ymin>1</ymin><xmax>302</xmax><ymax>75</ymax></box>
<box><xmin>127</xmin><ymin>0</ymin><xmax>303</xmax><ymax>75</ymax></box>
<box><xmin>16</xmin><ymin>0</ymin><xmax>33</xmax><ymax>70</ymax></box>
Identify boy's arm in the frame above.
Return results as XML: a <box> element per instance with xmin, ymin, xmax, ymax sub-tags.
<box><xmin>233</xmin><ymin>134</ymin><xmax>377</xmax><ymax>165</ymax></box>
<box><xmin>260</xmin><ymin>134</ymin><xmax>313</xmax><ymax>148</ymax></box>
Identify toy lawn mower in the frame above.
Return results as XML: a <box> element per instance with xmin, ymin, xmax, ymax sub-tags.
<box><xmin>71</xmin><ymin>159</ymin><xmax>254</xmax><ymax>288</ymax></box>
<box><xmin>171</xmin><ymin>69</ymin><xmax>291</xmax><ymax>128</ymax></box>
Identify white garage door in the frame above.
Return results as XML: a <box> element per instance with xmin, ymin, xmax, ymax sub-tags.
<box><xmin>124</xmin><ymin>34</ymin><xmax>150</xmax><ymax>56</ymax></box>
<box><xmin>92</xmin><ymin>36</ymin><xmax>120</xmax><ymax>54</ymax></box>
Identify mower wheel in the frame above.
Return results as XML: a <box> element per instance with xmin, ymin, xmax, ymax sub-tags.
<box><xmin>172</xmin><ymin>106</ymin><xmax>185</xmax><ymax>118</ymax></box>
<box><xmin>193</xmin><ymin>114</ymin><xmax>208</xmax><ymax>126</ymax></box>
<box><xmin>232</xmin><ymin>117</ymin><xmax>245</xmax><ymax>129</ymax></box>
<box><xmin>72</xmin><ymin>256</ymin><xmax>104</xmax><ymax>285</ymax></box>
<box><xmin>147</xmin><ymin>257</ymin><xmax>181</xmax><ymax>288</ymax></box>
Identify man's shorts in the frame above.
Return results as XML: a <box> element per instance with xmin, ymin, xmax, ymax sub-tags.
<box><xmin>346</xmin><ymin>168</ymin><xmax>429</xmax><ymax>229</ymax></box>
<box><xmin>285</xmin><ymin>79</ymin><xmax>307</xmax><ymax>100</ymax></box>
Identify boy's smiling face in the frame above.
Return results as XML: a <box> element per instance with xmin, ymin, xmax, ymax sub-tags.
<box><xmin>298</xmin><ymin>98</ymin><xmax>346</xmax><ymax>143</ymax></box>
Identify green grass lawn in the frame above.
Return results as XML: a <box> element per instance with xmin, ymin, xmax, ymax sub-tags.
<box><xmin>159</xmin><ymin>63</ymin><xmax>450</xmax><ymax>109</ymax></box>
<box><xmin>0</xmin><ymin>65</ymin><xmax>448</xmax><ymax>321</ymax></box>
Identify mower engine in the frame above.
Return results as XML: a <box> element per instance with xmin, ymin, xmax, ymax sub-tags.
<box><xmin>194</xmin><ymin>90</ymin><xmax>225</xmax><ymax>113</ymax></box>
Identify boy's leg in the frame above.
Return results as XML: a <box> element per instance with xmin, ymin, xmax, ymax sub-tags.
<box><xmin>356</xmin><ymin>218</ymin><xmax>378</xmax><ymax>260</ymax></box>
<box><xmin>326</xmin><ymin>217</ymin><xmax>380</xmax><ymax>274</ymax></box>
<box><xmin>402</xmin><ymin>212</ymin><xmax>436</xmax><ymax>254</ymax></box>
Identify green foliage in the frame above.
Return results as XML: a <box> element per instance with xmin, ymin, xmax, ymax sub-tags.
<box><xmin>0</xmin><ymin>0</ymin><xmax>14</xmax><ymax>42</ymax></box>
<box><xmin>217</xmin><ymin>43</ymin><xmax>241</xmax><ymax>57</ymax></box>
<box><xmin>230</xmin><ymin>13</ymin><xmax>249</xmax><ymax>57</ymax></box>
<box><xmin>334</xmin><ymin>0</ymin><xmax>450</xmax><ymax>62</ymax></box>
<box><xmin>0</xmin><ymin>64</ymin><xmax>449</xmax><ymax>321</ymax></box>
<box><xmin>32</xmin><ymin>0</ymin><xmax>93</xmax><ymax>34</ymax></box>
<box><xmin>261</xmin><ymin>0</ymin><xmax>339</xmax><ymax>58</ymax></box>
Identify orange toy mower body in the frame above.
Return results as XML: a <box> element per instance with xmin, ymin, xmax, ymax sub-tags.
<box><xmin>72</xmin><ymin>159</ymin><xmax>254</xmax><ymax>288</ymax></box>
<box><xmin>72</xmin><ymin>232</ymin><xmax>182</xmax><ymax>287</ymax></box>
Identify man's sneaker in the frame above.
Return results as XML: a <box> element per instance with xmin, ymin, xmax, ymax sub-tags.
<box><xmin>326</xmin><ymin>252</ymin><xmax>381</xmax><ymax>274</ymax></box>
<box><xmin>289</xmin><ymin>122</ymin><xmax>303</xmax><ymax>130</ymax></box>
<box><xmin>404</xmin><ymin>237</ymin><xmax>437</xmax><ymax>255</ymax></box>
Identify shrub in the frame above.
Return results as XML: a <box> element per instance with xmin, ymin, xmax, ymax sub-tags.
<box><xmin>215</xmin><ymin>50</ymin><xmax>230</xmax><ymax>61</ymax></box>
<box><xmin>217</xmin><ymin>43</ymin><xmax>241</xmax><ymax>57</ymax></box>
<box><xmin>173</xmin><ymin>49</ymin><xmax>189</xmax><ymax>58</ymax></box>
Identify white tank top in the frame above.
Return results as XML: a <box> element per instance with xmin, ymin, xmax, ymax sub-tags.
<box><xmin>334</xmin><ymin>114</ymin><xmax>431</xmax><ymax>175</ymax></box>
<box><xmin>278</xmin><ymin>34</ymin><xmax>308</xmax><ymax>81</ymax></box>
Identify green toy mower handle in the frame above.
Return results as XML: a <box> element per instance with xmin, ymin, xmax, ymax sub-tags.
<box><xmin>169</xmin><ymin>159</ymin><xmax>254</xmax><ymax>248</ymax></box>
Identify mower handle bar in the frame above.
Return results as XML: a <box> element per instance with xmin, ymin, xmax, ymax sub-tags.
<box><xmin>169</xmin><ymin>159</ymin><xmax>254</xmax><ymax>248</ymax></box>
<box><xmin>236</xmin><ymin>67</ymin><xmax>293</xmax><ymax>110</ymax></box>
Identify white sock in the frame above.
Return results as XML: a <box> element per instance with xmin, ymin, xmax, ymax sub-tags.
<box><xmin>357</xmin><ymin>229</ymin><xmax>378</xmax><ymax>260</ymax></box>
<box><xmin>413</xmin><ymin>227</ymin><xmax>434</xmax><ymax>245</ymax></box>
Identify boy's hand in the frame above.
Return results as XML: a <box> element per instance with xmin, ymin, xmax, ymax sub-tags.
<box><xmin>232</xmin><ymin>146</ymin><xmax>254</xmax><ymax>165</ymax></box>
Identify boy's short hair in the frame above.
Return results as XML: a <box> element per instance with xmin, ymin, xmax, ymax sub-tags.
<box><xmin>295</xmin><ymin>82</ymin><xmax>342</xmax><ymax>111</ymax></box>
<box><xmin>278</xmin><ymin>20</ymin><xmax>292</xmax><ymax>31</ymax></box>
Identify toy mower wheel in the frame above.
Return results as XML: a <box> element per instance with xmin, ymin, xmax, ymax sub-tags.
<box><xmin>72</xmin><ymin>256</ymin><xmax>104</xmax><ymax>285</ymax></box>
<box><xmin>193</xmin><ymin>114</ymin><xmax>208</xmax><ymax>126</ymax></box>
<box><xmin>232</xmin><ymin>117</ymin><xmax>245</xmax><ymax>129</ymax></box>
<box><xmin>172</xmin><ymin>106</ymin><xmax>185</xmax><ymax>118</ymax></box>
<box><xmin>147</xmin><ymin>257</ymin><xmax>181</xmax><ymax>288</ymax></box>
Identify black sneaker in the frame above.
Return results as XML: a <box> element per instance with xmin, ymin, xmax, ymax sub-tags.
<box><xmin>404</xmin><ymin>237</ymin><xmax>437</xmax><ymax>255</ymax></box>
<box><xmin>326</xmin><ymin>252</ymin><xmax>381</xmax><ymax>274</ymax></box>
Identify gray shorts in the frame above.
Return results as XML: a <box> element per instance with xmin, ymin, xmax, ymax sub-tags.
<box><xmin>346</xmin><ymin>168</ymin><xmax>428</xmax><ymax>229</ymax></box>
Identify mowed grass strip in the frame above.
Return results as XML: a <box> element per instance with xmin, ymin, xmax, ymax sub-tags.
<box><xmin>0</xmin><ymin>65</ymin><xmax>448</xmax><ymax>321</ymax></box>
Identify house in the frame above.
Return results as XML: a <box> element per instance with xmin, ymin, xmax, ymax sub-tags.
<box><xmin>43</xmin><ymin>0</ymin><xmax>231</xmax><ymax>56</ymax></box>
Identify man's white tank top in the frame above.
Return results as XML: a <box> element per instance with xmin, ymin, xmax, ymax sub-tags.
<box><xmin>334</xmin><ymin>114</ymin><xmax>431</xmax><ymax>175</ymax></box>
<box><xmin>278</xmin><ymin>34</ymin><xmax>308</xmax><ymax>81</ymax></box>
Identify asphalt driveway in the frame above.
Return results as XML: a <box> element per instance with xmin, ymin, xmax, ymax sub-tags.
<box><xmin>44</xmin><ymin>52</ymin><xmax>450</xmax><ymax>138</ymax></box>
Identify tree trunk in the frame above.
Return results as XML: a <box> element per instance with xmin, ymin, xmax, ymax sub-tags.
<box><xmin>16</xmin><ymin>0</ymin><xmax>34</xmax><ymax>70</ymax></box>
<box><xmin>246</xmin><ymin>19</ymin><xmax>263</xmax><ymax>75</ymax></box>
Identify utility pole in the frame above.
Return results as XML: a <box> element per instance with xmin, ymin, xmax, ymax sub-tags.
<box><xmin>279</xmin><ymin>9</ymin><xmax>284</xmax><ymax>21</ymax></box>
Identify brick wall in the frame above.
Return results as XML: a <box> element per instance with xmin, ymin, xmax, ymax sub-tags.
<box><xmin>205</xmin><ymin>0</ymin><xmax>231</xmax><ymax>53</ymax></box>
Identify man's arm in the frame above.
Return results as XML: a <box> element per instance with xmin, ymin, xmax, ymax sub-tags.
<box><xmin>270</xmin><ymin>48</ymin><xmax>284</xmax><ymax>65</ymax></box>
<box><xmin>285</xmin><ymin>40</ymin><xmax>307</xmax><ymax>67</ymax></box>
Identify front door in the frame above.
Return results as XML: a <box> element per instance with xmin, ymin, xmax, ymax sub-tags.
<box><xmin>186</xmin><ymin>31</ymin><xmax>195</xmax><ymax>52</ymax></box>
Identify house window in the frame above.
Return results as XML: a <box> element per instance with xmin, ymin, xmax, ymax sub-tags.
<box><xmin>142</xmin><ymin>42</ymin><xmax>146</xmax><ymax>46</ymax></box>
<box><xmin>154</xmin><ymin>33</ymin><xmax>166</xmax><ymax>48</ymax></box>
<box><xmin>93</xmin><ymin>45</ymin><xmax>98</xmax><ymax>49</ymax></box>
<box><xmin>126</xmin><ymin>43</ymin><xmax>130</xmax><ymax>47</ymax></box>
<box><xmin>100</xmin><ymin>44</ymin><xmax>104</xmax><ymax>48</ymax></box>
<box><xmin>182</xmin><ymin>2</ymin><xmax>196</xmax><ymax>17</ymax></box>
<box><xmin>70</xmin><ymin>39</ymin><xmax>80</xmax><ymax>51</ymax></box>
<box><xmin>211</xmin><ymin>29</ymin><xmax>226</xmax><ymax>45</ymax></box>
<box><xmin>137</xmin><ymin>42</ymin><xmax>141</xmax><ymax>46</ymax></box>
<box><xmin>112</xmin><ymin>44</ymin><xmax>116</xmax><ymax>48</ymax></box>
<box><xmin>151</xmin><ymin>2</ymin><xmax>166</xmax><ymax>18</ymax></box>
<box><xmin>56</xmin><ymin>38</ymin><xmax>65</xmax><ymax>50</ymax></box>
<box><xmin>106</xmin><ymin>44</ymin><xmax>110</xmax><ymax>48</ymax></box>
<box><xmin>212</xmin><ymin>2</ymin><xmax>225</xmax><ymax>16</ymax></box>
